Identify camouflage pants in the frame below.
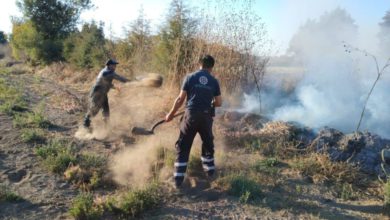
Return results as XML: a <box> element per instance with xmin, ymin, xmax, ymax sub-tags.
<box><xmin>83</xmin><ymin>88</ymin><xmax>109</xmax><ymax>127</ymax></box>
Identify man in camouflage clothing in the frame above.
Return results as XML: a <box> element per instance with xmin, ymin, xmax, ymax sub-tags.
<box><xmin>83</xmin><ymin>59</ymin><xmax>129</xmax><ymax>129</ymax></box>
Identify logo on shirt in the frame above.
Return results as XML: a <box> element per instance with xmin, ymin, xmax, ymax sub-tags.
<box><xmin>199</xmin><ymin>76</ymin><xmax>208</xmax><ymax>85</ymax></box>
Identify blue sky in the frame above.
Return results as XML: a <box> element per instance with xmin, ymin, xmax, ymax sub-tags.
<box><xmin>0</xmin><ymin>0</ymin><xmax>388</xmax><ymax>54</ymax></box>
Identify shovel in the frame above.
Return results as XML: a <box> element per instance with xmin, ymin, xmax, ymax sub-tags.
<box><xmin>131</xmin><ymin>111</ymin><xmax>185</xmax><ymax>135</ymax></box>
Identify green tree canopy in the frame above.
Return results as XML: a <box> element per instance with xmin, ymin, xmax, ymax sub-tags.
<box><xmin>11</xmin><ymin>0</ymin><xmax>92</xmax><ymax>64</ymax></box>
<box><xmin>153</xmin><ymin>0</ymin><xmax>198</xmax><ymax>79</ymax></box>
<box><xmin>0</xmin><ymin>31</ymin><xmax>7</xmax><ymax>44</ymax></box>
<box><xmin>63</xmin><ymin>22</ymin><xmax>107</xmax><ymax>69</ymax></box>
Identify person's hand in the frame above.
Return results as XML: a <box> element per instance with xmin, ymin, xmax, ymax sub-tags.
<box><xmin>165</xmin><ymin>112</ymin><xmax>174</xmax><ymax>122</ymax></box>
<box><xmin>116</xmin><ymin>85</ymin><xmax>121</xmax><ymax>92</ymax></box>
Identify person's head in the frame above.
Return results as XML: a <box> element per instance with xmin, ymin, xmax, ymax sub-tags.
<box><xmin>106</xmin><ymin>59</ymin><xmax>119</xmax><ymax>71</ymax></box>
<box><xmin>199</xmin><ymin>55</ymin><xmax>215</xmax><ymax>71</ymax></box>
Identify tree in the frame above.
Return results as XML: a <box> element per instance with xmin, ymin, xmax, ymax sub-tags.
<box><xmin>153</xmin><ymin>0</ymin><xmax>198</xmax><ymax>83</ymax></box>
<box><xmin>63</xmin><ymin>22</ymin><xmax>107</xmax><ymax>69</ymax></box>
<box><xmin>17</xmin><ymin>0</ymin><xmax>91</xmax><ymax>39</ymax></box>
<box><xmin>289</xmin><ymin>8</ymin><xmax>357</xmax><ymax>59</ymax></box>
<box><xmin>11</xmin><ymin>21</ymin><xmax>44</xmax><ymax>63</ymax></box>
<box><xmin>11</xmin><ymin>0</ymin><xmax>92</xmax><ymax>64</ymax></box>
<box><xmin>0</xmin><ymin>31</ymin><xmax>7</xmax><ymax>44</ymax></box>
<box><xmin>115</xmin><ymin>6</ymin><xmax>152</xmax><ymax>73</ymax></box>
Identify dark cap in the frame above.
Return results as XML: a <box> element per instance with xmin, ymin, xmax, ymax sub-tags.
<box><xmin>106</xmin><ymin>59</ymin><xmax>119</xmax><ymax>66</ymax></box>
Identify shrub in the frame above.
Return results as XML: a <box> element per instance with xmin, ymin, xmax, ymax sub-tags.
<box><xmin>78</xmin><ymin>154</ymin><xmax>107</xmax><ymax>170</ymax></box>
<box><xmin>291</xmin><ymin>154</ymin><xmax>362</xmax><ymax>185</ymax></box>
<box><xmin>35</xmin><ymin>139</ymin><xmax>76</xmax><ymax>173</ymax></box>
<box><xmin>69</xmin><ymin>193</ymin><xmax>102</xmax><ymax>220</ymax></box>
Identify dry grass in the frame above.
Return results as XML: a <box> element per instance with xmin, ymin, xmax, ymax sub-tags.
<box><xmin>291</xmin><ymin>153</ymin><xmax>365</xmax><ymax>185</ymax></box>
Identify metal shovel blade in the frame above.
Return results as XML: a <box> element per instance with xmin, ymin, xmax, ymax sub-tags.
<box><xmin>131</xmin><ymin>126</ymin><xmax>153</xmax><ymax>135</ymax></box>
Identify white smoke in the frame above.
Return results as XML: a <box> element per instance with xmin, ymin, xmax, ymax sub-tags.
<box><xmin>244</xmin><ymin>8</ymin><xmax>390</xmax><ymax>138</ymax></box>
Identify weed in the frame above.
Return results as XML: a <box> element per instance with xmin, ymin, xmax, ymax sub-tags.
<box><xmin>21</xmin><ymin>128</ymin><xmax>45</xmax><ymax>143</ymax></box>
<box><xmin>384</xmin><ymin>180</ymin><xmax>390</xmax><ymax>208</ymax></box>
<box><xmin>244</xmin><ymin>138</ymin><xmax>262</xmax><ymax>152</ymax></box>
<box><xmin>338</xmin><ymin>183</ymin><xmax>356</xmax><ymax>201</ymax></box>
<box><xmin>0</xmin><ymin>77</ymin><xmax>27</xmax><ymax>115</ymax></box>
<box><xmin>252</xmin><ymin>157</ymin><xmax>279</xmax><ymax>175</ymax></box>
<box><xmin>36</xmin><ymin>139</ymin><xmax>76</xmax><ymax>173</ymax></box>
<box><xmin>0</xmin><ymin>185</ymin><xmax>22</xmax><ymax>202</ymax></box>
<box><xmin>89</xmin><ymin>171</ymin><xmax>101</xmax><ymax>189</ymax></box>
<box><xmin>78</xmin><ymin>154</ymin><xmax>107</xmax><ymax>170</ymax></box>
<box><xmin>69</xmin><ymin>193</ymin><xmax>103</xmax><ymax>220</ymax></box>
<box><xmin>118</xmin><ymin>183</ymin><xmax>161</xmax><ymax>217</ymax></box>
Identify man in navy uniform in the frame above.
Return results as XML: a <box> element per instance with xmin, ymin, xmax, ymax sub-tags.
<box><xmin>165</xmin><ymin>55</ymin><xmax>222</xmax><ymax>188</ymax></box>
<box><xmin>83</xmin><ymin>59</ymin><xmax>129</xmax><ymax>130</ymax></box>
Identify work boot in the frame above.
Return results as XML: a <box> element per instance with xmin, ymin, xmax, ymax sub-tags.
<box><xmin>83</xmin><ymin>117</ymin><xmax>93</xmax><ymax>133</ymax></box>
<box><xmin>83</xmin><ymin>116</ymin><xmax>91</xmax><ymax>128</ymax></box>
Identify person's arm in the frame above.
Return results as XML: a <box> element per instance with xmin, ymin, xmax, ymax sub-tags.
<box><xmin>165</xmin><ymin>90</ymin><xmax>187</xmax><ymax>122</ymax></box>
<box><xmin>113</xmin><ymin>72</ymin><xmax>130</xmax><ymax>83</ymax></box>
<box><xmin>213</xmin><ymin>95</ymin><xmax>222</xmax><ymax>107</ymax></box>
<box><xmin>213</xmin><ymin>79</ymin><xmax>222</xmax><ymax>107</ymax></box>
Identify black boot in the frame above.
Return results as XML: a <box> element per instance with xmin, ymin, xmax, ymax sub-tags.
<box><xmin>83</xmin><ymin>116</ymin><xmax>91</xmax><ymax>128</ymax></box>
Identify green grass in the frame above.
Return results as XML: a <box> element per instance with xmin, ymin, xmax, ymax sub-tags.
<box><xmin>0</xmin><ymin>184</ymin><xmax>22</xmax><ymax>202</ymax></box>
<box><xmin>252</xmin><ymin>157</ymin><xmax>280</xmax><ymax>175</ymax></box>
<box><xmin>35</xmin><ymin>139</ymin><xmax>76</xmax><ymax>173</ymax></box>
<box><xmin>216</xmin><ymin>173</ymin><xmax>262</xmax><ymax>204</ymax></box>
<box><xmin>78</xmin><ymin>154</ymin><xmax>107</xmax><ymax>170</ymax></box>
<box><xmin>13</xmin><ymin>109</ymin><xmax>51</xmax><ymax>129</ymax></box>
<box><xmin>0</xmin><ymin>77</ymin><xmax>27</xmax><ymax>115</ymax></box>
<box><xmin>117</xmin><ymin>183</ymin><xmax>161</xmax><ymax>217</ymax></box>
<box><xmin>68</xmin><ymin>183</ymin><xmax>162</xmax><ymax>219</ymax></box>
<box><xmin>21</xmin><ymin>128</ymin><xmax>46</xmax><ymax>143</ymax></box>
<box><xmin>69</xmin><ymin>193</ymin><xmax>102</xmax><ymax>220</ymax></box>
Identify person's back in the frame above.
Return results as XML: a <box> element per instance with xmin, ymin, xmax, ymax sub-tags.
<box><xmin>93</xmin><ymin>67</ymin><xmax>128</xmax><ymax>95</ymax></box>
<box><xmin>183</xmin><ymin>70</ymin><xmax>220</xmax><ymax>113</ymax></box>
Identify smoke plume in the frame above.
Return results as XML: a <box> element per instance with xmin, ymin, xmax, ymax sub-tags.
<box><xmin>246</xmin><ymin>8</ymin><xmax>390</xmax><ymax>138</ymax></box>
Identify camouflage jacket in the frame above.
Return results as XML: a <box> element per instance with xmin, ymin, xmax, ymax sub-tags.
<box><xmin>90</xmin><ymin>67</ymin><xmax>129</xmax><ymax>96</ymax></box>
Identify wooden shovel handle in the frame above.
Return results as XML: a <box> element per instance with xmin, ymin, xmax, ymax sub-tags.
<box><xmin>151</xmin><ymin>111</ymin><xmax>185</xmax><ymax>132</ymax></box>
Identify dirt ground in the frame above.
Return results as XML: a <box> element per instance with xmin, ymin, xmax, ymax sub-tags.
<box><xmin>0</xmin><ymin>65</ymin><xmax>388</xmax><ymax>220</ymax></box>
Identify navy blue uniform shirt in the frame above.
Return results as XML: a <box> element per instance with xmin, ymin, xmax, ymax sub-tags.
<box><xmin>182</xmin><ymin>69</ymin><xmax>221</xmax><ymax>112</ymax></box>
